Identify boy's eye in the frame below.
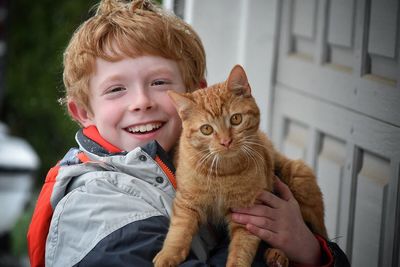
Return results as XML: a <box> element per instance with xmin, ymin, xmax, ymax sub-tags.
<box><xmin>200</xmin><ymin>124</ymin><xmax>213</xmax><ymax>135</ymax></box>
<box><xmin>151</xmin><ymin>80</ymin><xmax>168</xmax><ymax>86</ymax></box>
<box><xmin>106</xmin><ymin>86</ymin><xmax>126</xmax><ymax>94</ymax></box>
<box><xmin>230</xmin><ymin>113</ymin><xmax>242</xmax><ymax>125</ymax></box>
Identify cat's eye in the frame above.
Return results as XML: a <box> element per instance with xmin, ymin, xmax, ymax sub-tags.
<box><xmin>230</xmin><ymin>113</ymin><xmax>242</xmax><ymax>125</ymax></box>
<box><xmin>200</xmin><ymin>124</ymin><xmax>213</xmax><ymax>135</ymax></box>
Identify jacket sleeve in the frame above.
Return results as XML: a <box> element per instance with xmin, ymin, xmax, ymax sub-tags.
<box><xmin>74</xmin><ymin>215</ymin><xmax>272</xmax><ymax>267</ymax></box>
<box><xmin>291</xmin><ymin>235</ymin><xmax>350</xmax><ymax>267</ymax></box>
<box><xmin>326</xmin><ymin>240</ymin><xmax>350</xmax><ymax>267</ymax></box>
<box><xmin>74</xmin><ymin>215</ymin><xmax>350</xmax><ymax>267</ymax></box>
<box><xmin>74</xmin><ymin>215</ymin><xmax>222</xmax><ymax>267</ymax></box>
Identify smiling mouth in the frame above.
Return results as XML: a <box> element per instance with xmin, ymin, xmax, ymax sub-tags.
<box><xmin>125</xmin><ymin>122</ymin><xmax>163</xmax><ymax>134</ymax></box>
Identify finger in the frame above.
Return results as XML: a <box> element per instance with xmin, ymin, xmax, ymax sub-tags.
<box><xmin>231</xmin><ymin>210</ymin><xmax>276</xmax><ymax>227</ymax></box>
<box><xmin>273</xmin><ymin>177</ymin><xmax>293</xmax><ymax>201</ymax></box>
<box><xmin>231</xmin><ymin>204</ymin><xmax>275</xmax><ymax>217</ymax></box>
<box><xmin>231</xmin><ymin>212</ymin><xmax>277</xmax><ymax>228</ymax></box>
<box><xmin>256</xmin><ymin>190</ymin><xmax>283</xmax><ymax>208</ymax></box>
<box><xmin>246</xmin><ymin>223</ymin><xmax>278</xmax><ymax>243</ymax></box>
<box><xmin>246</xmin><ymin>216</ymin><xmax>277</xmax><ymax>231</ymax></box>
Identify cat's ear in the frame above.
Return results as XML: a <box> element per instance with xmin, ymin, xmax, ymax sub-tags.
<box><xmin>167</xmin><ymin>90</ymin><xmax>195</xmax><ymax>120</ymax></box>
<box><xmin>227</xmin><ymin>65</ymin><xmax>252</xmax><ymax>97</ymax></box>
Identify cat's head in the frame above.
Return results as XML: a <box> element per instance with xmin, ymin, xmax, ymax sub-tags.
<box><xmin>168</xmin><ymin>65</ymin><xmax>260</xmax><ymax>159</ymax></box>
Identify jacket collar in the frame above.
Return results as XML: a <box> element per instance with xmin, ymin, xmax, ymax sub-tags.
<box><xmin>76</xmin><ymin>126</ymin><xmax>175</xmax><ymax>173</ymax></box>
<box><xmin>79</xmin><ymin>126</ymin><xmax>124</xmax><ymax>155</ymax></box>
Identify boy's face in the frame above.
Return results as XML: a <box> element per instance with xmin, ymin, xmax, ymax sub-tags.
<box><xmin>72</xmin><ymin>55</ymin><xmax>186</xmax><ymax>152</ymax></box>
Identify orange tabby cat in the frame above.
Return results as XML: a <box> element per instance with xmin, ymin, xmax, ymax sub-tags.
<box><xmin>153</xmin><ymin>65</ymin><xmax>327</xmax><ymax>267</ymax></box>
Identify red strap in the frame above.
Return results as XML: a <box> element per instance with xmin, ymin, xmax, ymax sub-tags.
<box><xmin>27</xmin><ymin>165</ymin><xmax>60</xmax><ymax>267</ymax></box>
<box><xmin>83</xmin><ymin>126</ymin><xmax>122</xmax><ymax>153</ymax></box>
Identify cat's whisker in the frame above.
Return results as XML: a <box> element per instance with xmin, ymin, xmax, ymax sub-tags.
<box><xmin>195</xmin><ymin>150</ymin><xmax>215</xmax><ymax>171</ymax></box>
<box><xmin>210</xmin><ymin>153</ymin><xmax>219</xmax><ymax>177</ymax></box>
<box><xmin>196</xmin><ymin>152</ymin><xmax>210</xmax><ymax>166</ymax></box>
<box><xmin>241</xmin><ymin>134</ymin><xmax>259</xmax><ymax>139</ymax></box>
<box><xmin>239</xmin><ymin>146</ymin><xmax>252</xmax><ymax>170</ymax></box>
<box><xmin>242</xmin><ymin>141</ymin><xmax>265</xmax><ymax>148</ymax></box>
<box><xmin>243</xmin><ymin>147</ymin><xmax>260</xmax><ymax>173</ymax></box>
<box><xmin>241</xmin><ymin>137</ymin><xmax>266</xmax><ymax>149</ymax></box>
<box><xmin>203</xmin><ymin>152</ymin><xmax>219</xmax><ymax>188</ymax></box>
<box><xmin>242</xmin><ymin>144</ymin><xmax>263</xmax><ymax>174</ymax></box>
<box><xmin>242</xmin><ymin>134</ymin><xmax>264</xmax><ymax>140</ymax></box>
<box><xmin>215</xmin><ymin>155</ymin><xmax>221</xmax><ymax>176</ymax></box>
<box><xmin>240</xmin><ymin>139</ymin><xmax>265</xmax><ymax>160</ymax></box>
<box><xmin>196</xmin><ymin>150</ymin><xmax>217</xmax><ymax>174</ymax></box>
<box><xmin>249</xmin><ymin>149</ymin><xmax>264</xmax><ymax>170</ymax></box>
<box><xmin>188</xmin><ymin>148</ymin><xmax>211</xmax><ymax>162</ymax></box>
<box><xmin>247</xmin><ymin>146</ymin><xmax>264</xmax><ymax>161</ymax></box>
<box><xmin>243</xmin><ymin>149</ymin><xmax>260</xmax><ymax>174</ymax></box>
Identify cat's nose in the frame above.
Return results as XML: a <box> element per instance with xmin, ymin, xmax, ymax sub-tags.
<box><xmin>220</xmin><ymin>138</ymin><xmax>232</xmax><ymax>148</ymax></box>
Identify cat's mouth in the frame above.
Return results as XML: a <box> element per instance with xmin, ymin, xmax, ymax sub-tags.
<box><xmin>125</xmin><ymin>122</ymin><xmax>163</xmax><ymax>135</ymax></box>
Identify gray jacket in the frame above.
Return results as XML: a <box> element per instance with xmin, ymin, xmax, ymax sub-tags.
<box><xmin>30</xmin><ymin>128</ymin><xmax>219</xmax><ymax>267</ymax></box>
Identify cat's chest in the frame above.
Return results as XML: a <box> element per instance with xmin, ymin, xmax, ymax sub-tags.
<box><xmin>205</xmin><ymin>177</ymin><xmax>263</xmax><ymax>217</ymax></box>
<box><xmin>212</xmin><ymin>194</ymin><xmax>226</xmax><ymax>217</ymax></box>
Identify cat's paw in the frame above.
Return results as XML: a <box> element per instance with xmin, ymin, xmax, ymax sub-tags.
<box><xmin>265</xmin><ymin>248</ymin><xmax>289</xmax><ymax>267</ymax></box>
<box><xmin>153</xmin><ymin>248</ymin><xmax>187</xmax><ymax>267</ymax></box>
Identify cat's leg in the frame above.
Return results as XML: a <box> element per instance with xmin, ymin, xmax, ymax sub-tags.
<box><xmin>226</xmin><ymin>219</ymin><xmax>260</xmax><ymax>267</ymax></box>
<box><xmin>274</xmin><ymin>152</ymin><xmax>328</xmax><ymax>238</ymax></box>
<box><xmin>153</xmin><ymin>196</ymin><xmax>201</xmax><ymax>267</ymax></box>
<box><xmin>226</xmin><ymin>218</ymin><xmax>289</xmax><ymax>267</ymax></box>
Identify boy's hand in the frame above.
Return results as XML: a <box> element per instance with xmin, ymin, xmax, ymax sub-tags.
<box><xmin>231</xmin><ymin>177</ymin><xmax>322</xmax><ymax>265</ymax></box>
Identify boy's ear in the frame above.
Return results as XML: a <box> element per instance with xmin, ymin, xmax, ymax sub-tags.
<box><xmin>167</xmin><ymin>90</ymin><xmax>194</xmax><ymax>120</ymax></box>
<box><xmin>227</xmin><ymin>64</ymin><xmax>251</xmax><ymax>97</ymax></box>
<box><xmin>67</xmin><ymin>99</ymin><xmax>94</xmax><ymax>127</ymax></box>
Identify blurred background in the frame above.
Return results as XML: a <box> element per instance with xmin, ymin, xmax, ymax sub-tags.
<box><xmin>1</xmin><ymin>0</ymin><xmax>399</xmax><ymax>267</ymax></box>
<box><xmin>0</xmin><ymin>1</ymin><xmax>104</xmax><ymax>266</ymax></box>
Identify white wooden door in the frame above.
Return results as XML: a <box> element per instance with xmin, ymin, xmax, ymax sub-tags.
<box><xmin>273</xmin><ymin>1</ymin><xmax>400</xmax><ymax>266</ymax></box>
<box><xmin>167</xmin><ymin>0</ymin><xmax>400</xmax><ymax>266</ymax></box>
<box><xmin>166</xmin><ymin>0</ymin><xmax>279</xmax><ymax>133</ymax></box>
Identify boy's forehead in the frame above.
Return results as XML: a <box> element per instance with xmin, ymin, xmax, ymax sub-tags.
<box><xmin>90</xmin><ymin>55</ymin><xmax>183</xmax><ymax>81</ymax></box>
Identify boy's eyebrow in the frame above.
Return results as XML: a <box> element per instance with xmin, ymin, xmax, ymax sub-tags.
<box><xmin>97</xmin><ymin>74</ymin><xmax>125</xmax><ymax>88</ymax></box>
<box><xmin>147</xmin><ymin>66</ymin><xmax>175</xmax><ymax>76</ymax></box>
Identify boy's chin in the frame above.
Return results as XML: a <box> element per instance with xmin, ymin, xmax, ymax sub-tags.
<box><xmin>120</xmin><ymin>141</ymin><xmax>148</xmax><ymax>152</ymax></box>
<box><xmin>155</xmin><ymin>141</ymin><xmax>169</xmax><ymax>152</ymax></box>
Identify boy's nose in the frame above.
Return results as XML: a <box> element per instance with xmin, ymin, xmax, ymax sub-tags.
<box><xmin>128</xmin><ymin>91</ymin><xmax>154</xmax><ymax>111</ymax></box>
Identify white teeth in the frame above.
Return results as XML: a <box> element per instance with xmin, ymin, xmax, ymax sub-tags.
<box><xmin>127</xmin><ymin>122</ymin><xmax>162</xmax><ymax>133</ymax></box>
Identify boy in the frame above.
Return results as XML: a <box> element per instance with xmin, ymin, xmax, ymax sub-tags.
<box><xmin>27</xmin><ymin>0</ymin><xmax>349</xmax><ymax>266</ymax></box>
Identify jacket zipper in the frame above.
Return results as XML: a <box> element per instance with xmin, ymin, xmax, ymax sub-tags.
<box><xmin>155</xmin><ymin>155</ymin><xmax>177</xmax><ymax>189</ymax></box>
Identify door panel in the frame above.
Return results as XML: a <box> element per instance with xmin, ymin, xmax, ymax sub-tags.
<box><xmin>274</xmin><ymin>1</ymin><xmax>400</xmax><ymax>265</ymax></box>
